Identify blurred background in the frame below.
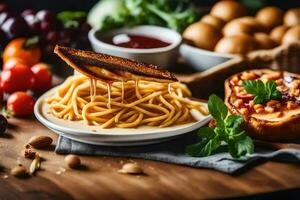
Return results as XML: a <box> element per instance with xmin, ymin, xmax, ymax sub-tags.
<box><xmin>3</xmin><ymin>0</ymin><xmax>300</xmax><ymax>12</ymax></box>
<box><xmin>0</xmin><ymin>0</ymin><xmax>298</xmax><ymax>76</ymax></box>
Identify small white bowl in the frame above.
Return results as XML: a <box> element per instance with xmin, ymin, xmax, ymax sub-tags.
<box><xmin>88</xmin><ymin>25</ymin><xmax>182</xmax><ymax>68</ymax></box>
<box><xmin>180</xmin><ymin>43</ymin><xmax>236</xmax><ymax>71</ymax></box>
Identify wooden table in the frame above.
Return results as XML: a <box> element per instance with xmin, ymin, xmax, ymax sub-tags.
<box><xmin>0</xmin><ymin>117</ymin><xmax>300</xmax><ymax>200</ymax></box>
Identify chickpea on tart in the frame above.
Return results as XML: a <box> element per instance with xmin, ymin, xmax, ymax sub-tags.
<box><xmin>225</xmin><ymin>69</ymin><xmax>300</xmax><ymax>141</ymax></box>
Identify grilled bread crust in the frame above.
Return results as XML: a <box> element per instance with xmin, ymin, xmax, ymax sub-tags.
<box><xmin>225</xmin><ymin>69</ymin><xmax>300</xmax><ymax>141</ymax></box>
<box><xmin>54</xmin><ymin>45</ymin><xmax>177</xmax><ymax>82</ymax></box>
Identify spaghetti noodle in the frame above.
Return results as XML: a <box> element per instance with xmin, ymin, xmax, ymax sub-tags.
<box><xmin>45</xmin><ymin>75</ymin><xmax>208</xmax><ymax>128</ymax></box>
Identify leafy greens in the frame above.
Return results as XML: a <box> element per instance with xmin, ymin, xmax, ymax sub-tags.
<box><xmin>241</xmin><ymin>80</ymin><xmax>282</xmax><ymax>104</ymax></box>
<box><xmin>87</xmin><ymin>0</ymin><xmax>199</xmax><ymax>33</ymax></box>
<box><xmin>186</xmin><ymin>95</ymin><xmax>254</xmax><ymax>159</ymax></box>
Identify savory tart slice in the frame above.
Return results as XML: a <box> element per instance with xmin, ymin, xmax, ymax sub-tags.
<box><xmin>225</xmin><ymin>69</ymin><xmax>300</xmax><ymax>141</ymax></box>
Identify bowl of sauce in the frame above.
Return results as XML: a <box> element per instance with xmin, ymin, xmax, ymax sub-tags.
<box><xmin>105</xmin><ymin>33</ymin><xmax>171</xmax><ymax>49</ymax></box>
<box><xmin>88</xmin><ymin>25</ymin><xmax>182</xmax><ymax>68</ymax></box>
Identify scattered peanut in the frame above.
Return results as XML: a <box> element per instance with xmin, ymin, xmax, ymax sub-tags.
<box><xmin>118</xmin><ymin>163</ymin><xmax>144</xmax><ymax>174</ymax></box>
<box><xmin>29</xmin><ymin>154</ymin><xmax>41</xmax><ymax>175</ymax></box>
<box><xmin>11</xmin><ymin>165</ymin><xmax>28</xmax><ymax>177</ymax></box>
<box><xmin>23</xmin><ymin>148</ymin><xmax>37</xmax><ymax>159</ymax></box>
<box><xmin>65</xmin><ymin>155</ymin><xmax>81</xmax><ymax>169</ymax></box>
<box><xmin>28</xmin><ymin>136</ymin><xmax>53</xmax><ymax>149</ymax></box>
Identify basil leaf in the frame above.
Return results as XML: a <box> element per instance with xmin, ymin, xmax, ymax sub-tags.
<box><xmin>186</xmin><ymin>126</ymin><xmax>221</xmax><ymax>157</ymax></box>
<box><xmin>186</xmin><ymin>94</ymin><xmax>254</xmax><ymax>159</ymax></box>
<box><xmin>208</xmin><ymin>94</ymin><xmax>228</xmax><ymax>123</ymax></box>
<box><xmin>254</xmin><ymin>95</ymin><xmax>266</xmax><ymax>104</ymax></box>
<box><xmin>242</xmin><ymin>80</ymin><xmax>282</xmax><ymax>104</ymax></box>
<box><xmin>242</xmin><ymin>80</ymin><xmax>264</xmax><ymax>95</ymax></box>
<box><xmin>226</xmin><ymin>115</ymin><xmax>244</xmax><ymax>130</ymax></box>
<box><xmin>186</xmin><ymin>136</ymin><xmax>221</xmax><ymax>157</ymax></box>
<box><xmin>228</xmin><ymin>132</ymin><xmax>254</xmax><ymax>158</ymax></box>
<box><xmin>197</xmin><ymin>127</ymin><xmax>215</xmax><ymax>139</ymax></box>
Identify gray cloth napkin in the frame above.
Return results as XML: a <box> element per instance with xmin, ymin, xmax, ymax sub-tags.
<box><xmin>55</xmin><ymin>134</ymin><xmax>300</xmax><ymax>174</ymax></box>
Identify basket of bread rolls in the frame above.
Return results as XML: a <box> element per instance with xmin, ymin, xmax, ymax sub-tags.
<box><xmin>180</xmin><ymin>0</ymin><xmax>300</xmax><ymax>71</ymax></box>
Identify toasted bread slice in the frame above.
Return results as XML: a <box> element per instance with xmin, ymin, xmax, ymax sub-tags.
<box><xmin>54</xmin><ymin>45</ymin><xmax>177</xmax><ymax>82</ymax></box>
<box><xmin>225</xmin><ymin>69</ymin><xmax>300</xmax><ymax>141</ymax></box>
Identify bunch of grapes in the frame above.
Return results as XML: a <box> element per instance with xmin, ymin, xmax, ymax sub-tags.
<box><xmin>0</xmin><ymin>3</ymin><xmax>91</xmax><ymax>59</ymax></box>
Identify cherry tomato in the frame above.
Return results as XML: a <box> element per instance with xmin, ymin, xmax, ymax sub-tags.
<box><xmin>1</xmin><ymin>64</ymin><xmax>34</xmax><ymax>93</ymax></box>
<box><xmin>2</xmin><ymin>57</ymin><xmax>27</xmax><ymax>71</ymax></box>
<box><xmin>3</xmin><ymin>38</ymin><xmax>41</xmax><ymax>66</ymax></box>
<box><xmin>7</xmin><ymin>92</ymin><xmax>35</xmax><ymax>117</ymax></box>
<box><xmin>31</xmin><ymin>63</ymin><xmax>52</xmax><ymax>93</ymax></box>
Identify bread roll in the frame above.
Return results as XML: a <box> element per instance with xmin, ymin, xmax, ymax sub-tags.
<box><xmin>215</xmin><ymin>34</ymin><xmax>257</xmax><ymax>54</ymax></box>
<box><xmin>211</xmin><ymin>0</ymin><xmax>247</xmax><ymax>22</ymax></box>
<box><xmin>256</xmin><ymin>6</ymin><xmax>284</xmax><ymax>31</ymax></box>
<box><xmin>183</xmin><ymin>22</ymin><xmax>222</xmax><ymax>51</ymax></box>
<box><xmin>282</xmin><ymin>25</ymin><xmax>300</xmax><ymax>44</ymax></box>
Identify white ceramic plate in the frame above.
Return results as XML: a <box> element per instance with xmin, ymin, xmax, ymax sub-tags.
<box><xmin>34</xmin><ymin>87</ymin><xmax>211</xmax><ymax>146</ymax></box>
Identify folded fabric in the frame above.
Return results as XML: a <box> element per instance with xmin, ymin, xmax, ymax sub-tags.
<box><xmin>55</xmin><ymin>133</ymin><xmax>300</xmax><ymax>174</ymax></box>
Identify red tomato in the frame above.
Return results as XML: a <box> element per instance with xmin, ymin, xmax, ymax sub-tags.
<box><xmin>7</xmin><ymin>92</ymin><xmax>35</xmax><ymax>117</ymax></box>
<box><xmin>31</xmin><ymin>63</ymin><xmax>52</xmax><ymax>93</ymax></box>
<box><xmin>0</xmin><ymin>64</ymin><xmax>34</xmax><ymax>94</ymax></box>
<box><xmin>3</xmin><ymin>38</ymin><xmax>41</xmax><ymax>66</ymax></box>
<box><xmin>2</xmin><ymin>57</ymin><xmax>27</xmax><ymax>71</ymax></box>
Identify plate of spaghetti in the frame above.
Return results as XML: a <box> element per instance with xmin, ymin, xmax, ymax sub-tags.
<box><xmin>34</xmin><ymin>46</ymin><xmax>211</xmax><ymax>146</ymax></box>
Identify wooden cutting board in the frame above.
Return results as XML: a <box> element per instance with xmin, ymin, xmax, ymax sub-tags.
<box><xmin>1</xmin><ymin>42</ymin><xmax>300</xmax><ymax>200</ymax></box>
<box><xmin>0</xmin><ymin>117</ymin><xmax>300</xmax><ymax>200</ymax></box>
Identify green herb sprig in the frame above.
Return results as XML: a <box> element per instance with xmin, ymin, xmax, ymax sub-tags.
<box><xmin>186</xmin><ymin>95</ymin><xmax>254</xmax><ymax>159</ymax></box>
<box><xmin>88</xmin><ymin>0</ymin><xmax>199</xmax><ymax>33</ymax></box>
<box><xmin>241</xmin><ymin>80</ymin><xmax>282</xmax><ymax>104</ymax></box>
<box><xmin>57</xmin><ymin>11</ymin><xmax>87</xmax><ymax>28</ymax></box>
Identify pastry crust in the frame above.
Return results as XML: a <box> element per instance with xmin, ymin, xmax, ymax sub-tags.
<box><xmin>225</xmin><ymin>69</ymin><xmax>300</xmax><ymax>141</ymax></box>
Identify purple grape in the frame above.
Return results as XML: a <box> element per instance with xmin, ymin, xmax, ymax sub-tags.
<box><xmin>24</xmin><ymin>14</ymin><xmax>35</xmax><ymax>23</ymax></box>
<box><xmin>0</xmin><ymin>114</ymin><xmax>8</xmax><ymax>135</ymax></box>
<box><xmin>46</xmin><ymin>31</ymin><xmax>59</xmax><ymax>42</ymax></box>
<box><xmin>60</xmin><ymin>30</ymin><xmax>71</xmax><ymax>40</ymax></box>
<box><xmin>21</xmin><ymin>9</ymin><xmax>36</xmax><ymax>17</ymax></box>
<box><xmin>40</xmin><ymin>21</ymin><xmax>53</xmax><ymax>32</ymax></box>
<box><xmin>28</xmin><ymin>21</ymin><xmax>41</xmax><ymax>33</ymax></box>
<box><xmin>1</xmin><ymin>17</ymin><xmax>28</xmax><ymax>39</ymax></box>
<box><xmin>36</xmin><ymin>10</ymin><xmax>55</xmax><ymax>22</ymax></box>
<box><xmin>0</xmin><ymin>11</ymin><xmax>14</xmax><ymax>25</ymax></box>
<box><xmin>24</xmin><ymin>14</ymin><xmax>41</xmax><ymax>33</ymax></box>
<box><xmin>0</xmin><ymin>4</ymin><xmax>9</xmax><ymax>13</ymax></box>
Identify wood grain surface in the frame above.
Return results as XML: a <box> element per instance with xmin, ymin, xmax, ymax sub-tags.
<box><xmin>0</xmin><ymin>118</ymin><xmax>300</xmax><ymax>200</ymax></box>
